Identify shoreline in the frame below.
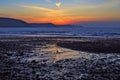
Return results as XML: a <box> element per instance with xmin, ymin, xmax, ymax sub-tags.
<box><xmin>0</xmin><ymin>35</ymin><xmax>120</xmax><ymax>53</ymax></box>
<box><xmin>0</xmin><ymin>34</ymin><xmax>120</xmax><ymax>39</ymax></box>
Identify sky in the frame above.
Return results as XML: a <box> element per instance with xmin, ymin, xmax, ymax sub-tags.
<box><xmin>0</xmin><ymin>0</ymin><xmax>120</xmax><ymax>24</ymax></box>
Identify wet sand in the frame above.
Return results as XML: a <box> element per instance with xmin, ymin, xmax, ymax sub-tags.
<box><xmin>0</xmin><ymin>36</ymin><xmax>120</xmax><ymax>80</ymax></box>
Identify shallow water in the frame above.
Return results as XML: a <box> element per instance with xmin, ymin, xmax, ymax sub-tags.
<box><xmin>31</xmin><ymin>44</ymin><xmax>98</xmax><ymax>62</ymax></box>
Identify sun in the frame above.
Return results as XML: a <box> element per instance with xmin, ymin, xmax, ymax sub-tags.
<box><xmin>53</xmin><ymin>19</ymin><xmax>69</xmax><ymax>25</ymax></box>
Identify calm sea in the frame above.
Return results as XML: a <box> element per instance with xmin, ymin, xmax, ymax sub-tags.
<box><xmin>0</xmin><ymin>27</ymin><xmax>120</xmax><ymax>38</ymax></box>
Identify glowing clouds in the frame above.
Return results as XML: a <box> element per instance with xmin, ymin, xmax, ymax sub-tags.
<box><xmin>55</xmin><ymin>2</ymin><xmax>61</xmax><ymax>8</ymax></box>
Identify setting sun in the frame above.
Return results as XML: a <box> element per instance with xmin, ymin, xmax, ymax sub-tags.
<box><xmin>53</xmin><ymin>19</ymin><xmax>68</xmax><ymax>25</ymax></box>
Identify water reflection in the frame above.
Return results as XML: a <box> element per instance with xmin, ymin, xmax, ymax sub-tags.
<box><xmin>33</xmin><ymin>44</ymin><xmax>91</xmax><ymax>62</ymax></box>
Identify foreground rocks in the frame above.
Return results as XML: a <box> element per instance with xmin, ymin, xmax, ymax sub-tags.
<box><xmin>0</xmin><ymin>51</ymin><xmax>120</xmax><ymax>80</ymax></box>
<box><xmin>0</xmin><ymin>37</ymin><xmax>120</xmax><ymax>80</ymax></box>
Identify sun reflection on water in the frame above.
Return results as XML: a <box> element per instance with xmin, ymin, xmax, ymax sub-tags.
<box><xmin>33</xmin><ymin>44</ymin><xmax>92</xmax><ymax>62</ymax></box>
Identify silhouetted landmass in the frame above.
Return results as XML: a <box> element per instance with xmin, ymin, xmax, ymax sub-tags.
<box><xmin>0</xmin><ymin>17</ymin><xmax>30</xmax><ymax>27</ymax></box>
<box><xmin>56</xmin><ymin>24</ymin><xmax>83</xmax><ymax>27</ymax></box>
<box><xmin>30</xmin><ymin>23</ymin><xmax>56</xmax><ymax>27</ymax></box>
<box><xmin>0</xmin><ymin>17</ymin><xmax>84</xmax><ymax>28</ymax></box>
<box><xmin>81</xmin><ymin>21</ymin><xmax>120</xmax><ymax>27</ymax></box>
<box><xmin>31</xmin><ymin>24</ymin><xmax>83</xmax><ymax>27</ymax></box>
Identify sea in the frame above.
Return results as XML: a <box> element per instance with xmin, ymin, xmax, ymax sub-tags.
<box><xmin>0</xmin><ymin>27</ymin><xmax>120</xmax><ymax>38</ymax></box>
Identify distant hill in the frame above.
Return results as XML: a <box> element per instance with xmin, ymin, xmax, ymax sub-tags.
<box><xmin>0</xmin><ymin>17</ymin><xmax>83</xmax><ymax>28</ymax></box>
<box><xmin>0</xmin><ymin>17</ymin><xmax>30</xmax><ymax>27</ymax></box>
<box><xmin>31</xmin><ymin>24</ymin><xmax>83</xmax><ymax>28</ymax></box>
<box><xmin>30</xmin><ymin>23</ymin><xmax>56</xmax><ymax>27</ymax></box>
<box><xmin>56</xmin><ymin>24</ymin><xmax>83</xmax><ymax>27</ymax></box>
<box><xmin>80</xmin><ymin>21</ymin><xmax>120</xmax><ymax>27</ymax></box>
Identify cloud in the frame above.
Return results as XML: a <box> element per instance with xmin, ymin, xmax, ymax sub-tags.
<box><xmin>20</xmin><ymin>5</ymin><xmax>64</xmax><ymax>17</ymax></box>
<box><xmin>21</xmin><ymin>5</ymin><xmax>54</xmax><ymax>12</ymax></box>
<box><xmin>46</xmin><ymin>0</ymin><xmax>62</xmax><ymax>8</ymax></box>
<box><xmin>55</xmin><ymin>2</ymin><xmax>61</xmax><ymax>8</ymax></box>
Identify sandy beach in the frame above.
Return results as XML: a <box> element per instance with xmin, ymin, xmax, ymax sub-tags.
<box><xmin>0</xmin><ymin>36</ymin><xmax>120</xmax><ymax>80</ymax></box>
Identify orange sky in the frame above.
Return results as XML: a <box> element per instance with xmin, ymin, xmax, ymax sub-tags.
<box><xmin>0</xmin><ymin>0</ymin><xmax>120</xmax><ymax>24</ymax></box>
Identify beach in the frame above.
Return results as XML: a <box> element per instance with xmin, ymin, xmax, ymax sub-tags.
<box><xmin>0</xmin><ymin>36</ymin><xmax>120</xmax><ymax>80</ymax></box>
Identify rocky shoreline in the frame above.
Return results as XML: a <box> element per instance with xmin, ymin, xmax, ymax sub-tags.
<box><xmin>0</xmin><ymin>36</ymin><xmax>120</xmax><ymax>80</ymax></box>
